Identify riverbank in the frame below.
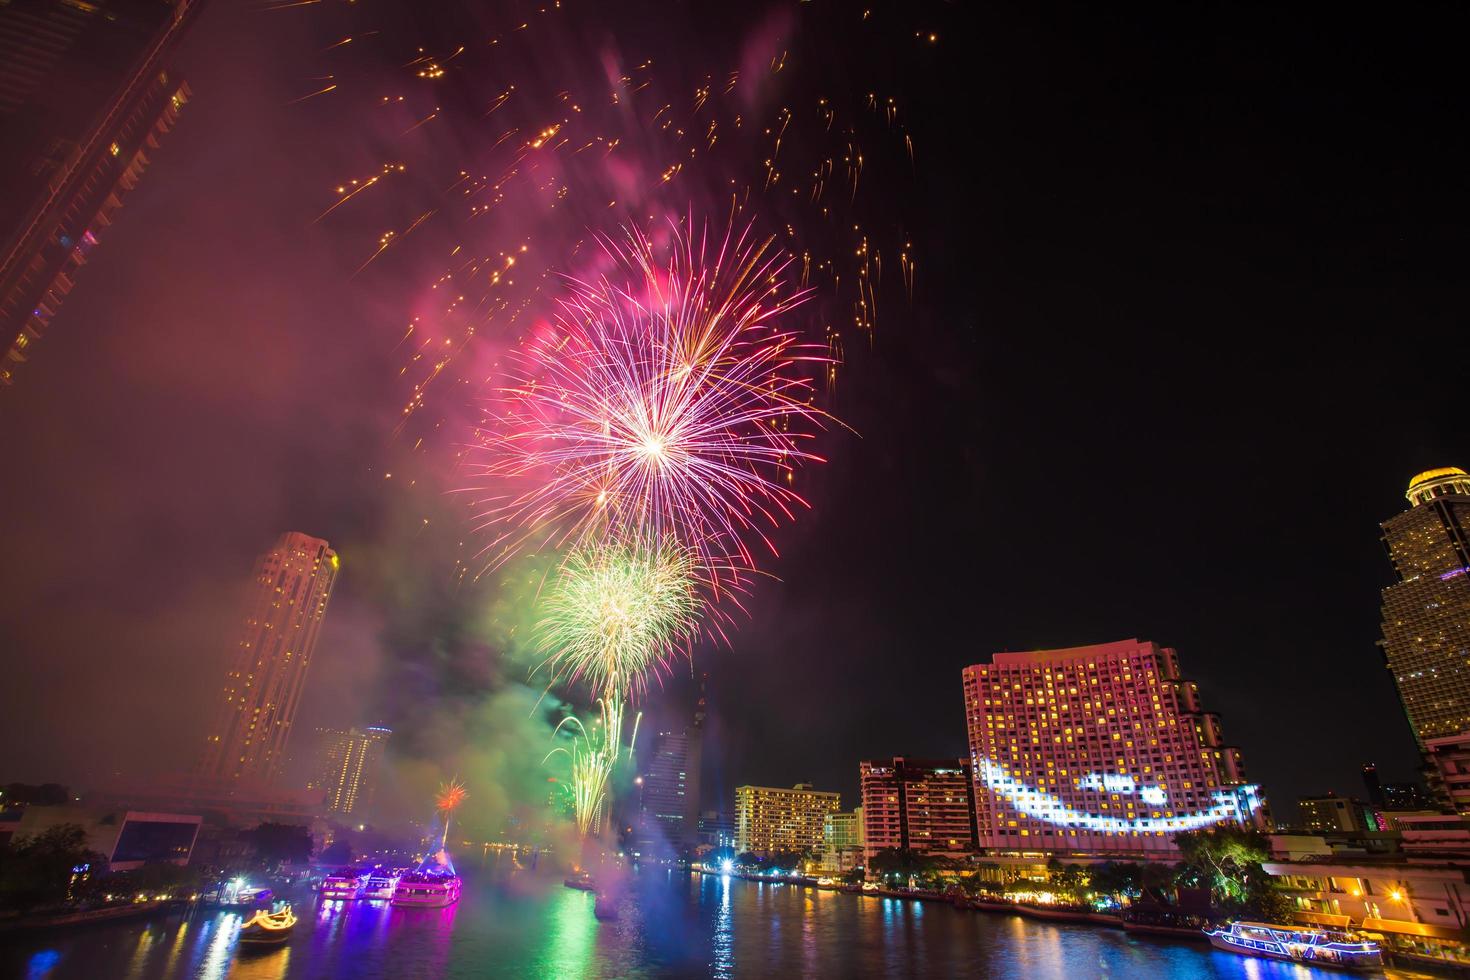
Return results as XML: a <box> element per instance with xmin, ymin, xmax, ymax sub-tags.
<box><xmin>0</xmin><ymin>899</ymin><xmax>184</xmax><ymax>933</ymax></box>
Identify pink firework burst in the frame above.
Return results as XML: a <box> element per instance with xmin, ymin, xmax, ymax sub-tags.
<box><xmin>468</xmin><ymin>217</ymin><xmax>833</xmax><ymax>588</ymax></box>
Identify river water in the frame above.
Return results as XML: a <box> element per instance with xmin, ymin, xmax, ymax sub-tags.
<box><xmin>0</xmin><ymin>858</ymin><xmax>1427</xmax><ymax>979</ymax></box>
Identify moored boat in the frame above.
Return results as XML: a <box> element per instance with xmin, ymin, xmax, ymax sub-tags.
<box><xmin>238</xmin><ymin>905</ymin><xmax>296</xmax><ymax>946</ymax></box>
<box><xmin>1204</xmin><ymin>920</ymin><xmax>1383</xmax><ymax>970</ymax></box>
<box><xmin>391</xmin><ymin>871</ymin><xmax>462</xmax><ymax>909</ymax></box>
<box><xmin>361</xmin><ymin>870</ymin><xmax>403</xmax><ymax>901</ymax></box>
<box><xmin>564</xmin><ymin>872</ymin><xmax>596</xmax><ymax>892</ymax></box>
<box><xmin>320</xmin><ymin>869</ymin><xmax>369</xmax><ymax>901</ymax></box>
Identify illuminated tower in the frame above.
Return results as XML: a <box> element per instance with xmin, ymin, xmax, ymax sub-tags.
<box><xmin>308</xmin><ymin>726</ymin><xmax>391</xmax><ymax>816</ymax></box>
<box><xmin>1379</xmin><ymin>467</ymin><xmax>1470</xmax><ymax>747</ymax></box>
<box><xmin>0</xmin><ymin>0</ymin><xmax>201</xmax><ymax>387</ymax></box>
<box><xmin>200</xmin><ymin>532</ymin><xmax>339</xmax><ymax>785</ymax></box>
<box><xmin>963</xmin><ymin>638</ymin><xmax>1260</xmax><ymax>857</ymax></box>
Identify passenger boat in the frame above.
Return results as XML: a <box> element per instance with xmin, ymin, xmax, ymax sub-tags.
<box><xmin>238</xmin><ymin>905</ymin><xmax>296</xmax><ymax>946</ymax></box>
<box><xmin>391</xmin><ymin>871</ymin><xmax>462</xmax><ymax>908</ymax></box>
<box><xmin>361</xmin><ymin>870</ymin><xmax>403</xmax><ymax>901</ymax></box>
<box><xmin>1204</xmin><ymin>921</ymin><xmax>1383</xmax><ymax>970</ymax></box>
<box><xmin>320</xmin><ymin>869</ymin><xmax>369</xmax><ymax>901</ymax></box>
<box><xmin>593</xmin><ymin>891</ymin><xmax>619</xmax><ymax>921</ymax></box>
<box><xmin>563</xmin><ymin>872</ymin><xmax>596</xmax><ymax>892</ymax></box>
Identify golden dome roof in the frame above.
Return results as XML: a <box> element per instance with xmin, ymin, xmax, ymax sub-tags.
<box><xmin>1409</xmin><ymin>467</ymin><xmax>1468</xmax><ymax>491</ymax></box>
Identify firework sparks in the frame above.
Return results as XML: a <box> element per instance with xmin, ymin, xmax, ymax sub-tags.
<box><xmin>547</xmin><ymin>698</ymin><xmax>642</xmax><ymax>839</ymax></box>
<box><xmin>534</xmin><ymin>536</ymin><xmax>702</xmax><ymax>702</ymax></box>
<box><xmin>470</xmin><ymin>219</ymin><xmax>831</xmax><ymax>582</ymax></box>
<box><xmin>436</xmin><ymin>777</ymin><xmax>468</xmax><ymax>814</ymax></box>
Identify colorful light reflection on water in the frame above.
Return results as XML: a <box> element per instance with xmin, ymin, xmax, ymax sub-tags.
<box><xmin>0</xmin><ymin>857</ymin><xmax>1410</xmax><ymax>979</ymax></box>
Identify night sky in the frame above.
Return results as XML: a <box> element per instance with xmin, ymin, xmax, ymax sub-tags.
<box><xmin>1</xmin><ymin>1</ymin><xmax>1466</xmax><ymax>827</ymax></box>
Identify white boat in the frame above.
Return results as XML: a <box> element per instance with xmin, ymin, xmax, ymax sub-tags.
<box><xmin>320</xmin><ymin>869</ymin><xmax>369</xmax><ymax>901</ymax></box>
<box><xmin>391</xmin><ymin>871</ymin><xmax>462</xmax><ymax>908</ymax></box>
<box><xmin>361</xmin><ymin>870</ymin><xmax>403</xmax><ymax>901</ymax></box>
<box><xmin>1205</xmin><ymin>920</ymin><xmax>1383</xmax><ymax>970</ymax></box>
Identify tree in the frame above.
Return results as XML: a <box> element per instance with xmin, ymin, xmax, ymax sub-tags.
<box><xmin>735</xmin><ymin>852</ymin><xmax>760</xmax><ymax>869</ymax></box>
<box><xmin>841</xmin><ymin>866</ymin><xmax>866</xmax><ymax>887</ymax></box>
<box><xmin>1089</xmin><ymin>862</ymin><xmax>1142</xmax><ymax>901</ymax></box>
<box><xmin>244</xmin><ymin>823</ymin><xmax>313</xmax><ymax>869</ymax></box>
<box><xmin>1174</xmin><ymin>825</ymin><xmax>1285</xmax><ymax>919</ymax></box>
<box><xmin>319</xmin><ymin>840</ymin><xmax>353</xmax><ymax>867</ymax></box>
<box><xmin>0</xmin><ymin>824</ymin><xmax>103</xmax><ymax>911</ymax></box>
<box><xmin>868</xmin><ymin>848</ymin><xmax>934</xmax><ymax>887</ymax></box>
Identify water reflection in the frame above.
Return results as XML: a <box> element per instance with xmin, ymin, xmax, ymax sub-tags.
<box><xmin>0</xmin><ymin>869</ymin><xmax>1386</xmax><ymax>980</ymax></box>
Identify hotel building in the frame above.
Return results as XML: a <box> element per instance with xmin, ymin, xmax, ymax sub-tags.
<box><xmin>962</xmin><ymin>638</ymin><xmax>1260</xmax><ymax>856</ymax></box>
<box><xmin>200</xmin><ymin>532</ymin><xmax>339</xmax><ymax>785</ymax></box>
<box><xmin>734</xmin><ymin>783</ymin><xmax>840</xmax><ymax>858</ymax></box>
<box><xmin>0</xmin><ymin>0</ymin><xmax>200</xmax><ymax>387</ymax></box>
<box><xmin>1379</xmin><ymin>467</ymin><xmax>1470</xmax><ymax>747</ymax></box>
<box><xmin>859</xmin><ymin>758</ymin><xmax>977</xmax><ymax>859</ymax></box>
<box><xmin>307</xmin><ymin>726</ymin><xmax>391</xmax><ymax>817</ymax></box>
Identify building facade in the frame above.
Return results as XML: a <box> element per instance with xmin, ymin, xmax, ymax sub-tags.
<box><xmin>635</xmin><ymin>723</ymin><xmax>703</xmax><ymax>856</ymax></box>
<box><xmin>734</xmin><ymin>784</ymin><xmax>840</xmax><ymax>858</ymax></box>
<box><xmin>962</xmin><ymin>638</ymin><xmax>1261</xmax><ymax>856</ymax></box>
<box><xmin>860</xmin><ymin>758</ymin><xmax>977</xmax><ymax>859</ymax></box>
<box><xmin>0</xmin><ymin>0</ymin><xmax>200</xmax><ymax>387</ymax></box>
<box><xmin>307</xmin><ymin>726</ymin><xmax>390</xmax><ymax>817</ymax></box>
<box><xmin>200</xmin><ymin>532</ymin><xmax>339</xmax><ymax>785</ymax></box>
<box><xmin>1299</xmin><ymin>795</ymin><xmax>1368</xmax><ymax>834</ymax></box>
<box><xmin>1380</xmin><ymin>468</ymin><xmax>1470</xmax><ymax>747</ymax></box>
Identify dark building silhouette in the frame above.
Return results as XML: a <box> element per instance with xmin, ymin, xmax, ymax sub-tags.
<box><xmin>634</xmin><ymin>681</ymin><xmax>705</xmax><ymax>856</ymax></box>
<box><xmin>0</xmin><ymin>0</ymin><xmax>201</xmax><ymax>387</ymax></box>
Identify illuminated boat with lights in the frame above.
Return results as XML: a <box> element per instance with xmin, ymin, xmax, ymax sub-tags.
<box><xmin>238</xmin><ymin>904</ymin><xmax>296</xmax><ymax>946</ymax></box>
<box><xmin>391</xmin><ymin>870</ymin><xmax>462</xmax><ymax>908</ymax></box>
<box><xmin>563</xmin><ymin>871</ymin><xmax>596</xmax><ymax>892</ymax></box>
<box><xmin>320</xmin><ymin>869</ymin><xmax>369</xmax><ymax>901</ymax></box>
<box><xmin>361</xmin><ymin>870</ymin><xmax>404</xmax><ymax>901</ymax></box>
<box><xmin>1204</xmin><ymin>921</ymin><xmax>1383</xmax><ymax>970</ymax></box>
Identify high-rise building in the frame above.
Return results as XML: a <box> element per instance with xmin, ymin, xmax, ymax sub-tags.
<box><xmin>200</xmin><ymin>532</ymin><xmax>339</xmax><ymax>785</ymax></box>
<box><xmin>823</xmin><ymin>810</ymin><xmax>864</xmax><ymax>850</ymax></box>
<box><xmin>962</xmin><ymin>638</ymin><xmax>1262</xmax><ymax>857</ymax></box>
<box><xmin>733</xmin><ymin>783</ymin><xmax>840</xmax><ymax>858</ymax></box>
<box><xmin>696</xmin><ymin>809</ymin><xmax>735</xmax><ymax>850</ymax></box>
<box><xmin>635</xmin><ymin>726</ymin><xmax>702</xmax><ymax>855</ymax></box>
<box><xmin>307</xmin><ymin>726</ymin><xmax>390</xmax><ymax>817</ymax></box>
<box><xmin>634</xmin><ymin>683</ymin><xmax>705</xmax><ymax>856</ymax></box>
<box><xmin>0</xmin><ymin>0</ymin><xmax>202</xmax><ymax>387</ymax></box>
<box><xmin>1379</xmin><ymin>467</ymin><xmax>1470</xmax><ymax>747</ymax></box>
<box><xmin>859</xmin><ymin>757</ymin><xmax>977</xmax><ymax>859</ymax></box>
<box><xmin>1297</xmin><ymin>794</ymin><xmax>1364</xmax><ymax>834</ymax></box>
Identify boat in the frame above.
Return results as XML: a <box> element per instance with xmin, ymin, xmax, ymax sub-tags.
<box><xmin>1120</xmin><ymin>905</ymin><xmax>1211</xmax><ymax>941</ymax></box>
<box><xmin>361</xmin><ymin>870</ymin><xmax>403</xmax><ymax>901</ymax></box>
<box><xmin>1204</xmin><ymin>920</ymin><xmax>1384</xmax><ymax>970</ymax></box>
<box><xmin>238</xmin><ymin>905</ymin><xmax>296</xmax><ymax>946</ymax></box>
<box><xmin>320</xmin><ymin>869</ymin><xmax>369</xmax><ymax>901</ymax></box>
<box><xmin>564</xmin><ymin>872</ymin><xmax>596</xmax><ymax>892</ymax></box>
<box><xmin>391</xmin><ymin>871</ymin><xmax>462</xmax><ymax>909</ymax></box>
<box><xmin>593</xmin><ymin>891</ymin><xmax>619</xmax><ymax>921</ymax></box>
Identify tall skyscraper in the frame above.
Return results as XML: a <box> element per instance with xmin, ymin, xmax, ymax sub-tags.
<box><xmin>0</xmin><ymin>0</ymin><xmax>201</xmax><ymax>387</ymax></box>
<box><xmin>307</xmin><ymin>726</ymin><xmax>390</xmax><ymax>817</ymax></box>
<box><xmin>1379</xmin><ymin>467</ymin><xmax>1470</xmax><ymax>747</ymax></box>
<box><xmin>963</xmin><ymin>638</ymin><xmax>1261</xmax><ymax>856</ymax></box>
<box><xmin>859</xmin><ymin>757</ymin><xmax>978</xmax><ymax>859</ymax></box>
<box><xmin>200</xmin><ymin>532</ymin><xmax>339</xmax><ymax>786</ymax></box>
<box><xmin>634</xmin><ymin>679</ymin><xmax>705</xmax><ymax>856</ymax></box>
<box><xmin>733</xmin><ymin>783</ymin><xmax>840</xmax><ymax>858</ymax></box>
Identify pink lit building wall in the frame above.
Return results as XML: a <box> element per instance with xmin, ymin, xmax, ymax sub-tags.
<box><xmin>962</xmin><ymin>638</ymin><xmax>1261</xmax><ymax>856</ymax></box>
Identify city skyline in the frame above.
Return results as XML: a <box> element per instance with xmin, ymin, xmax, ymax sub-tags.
<box><xmin>0</xmin><ymin>0</ymin><xmax>1464</xmax><ymax>834</ymax></box>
